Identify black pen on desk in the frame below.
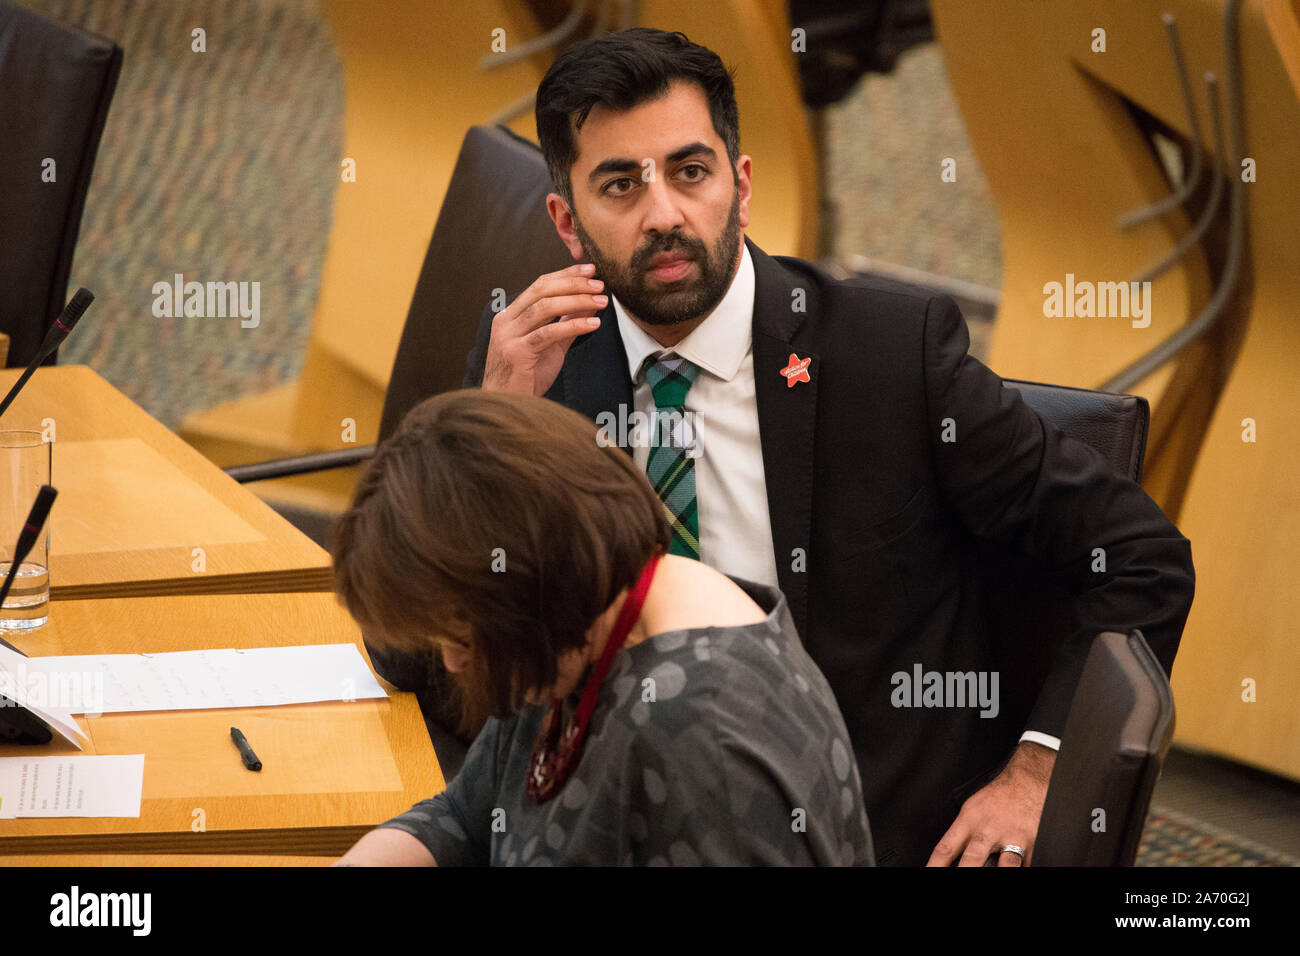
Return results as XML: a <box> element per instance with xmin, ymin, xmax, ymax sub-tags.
<box><xmin>230</xmin><ymin>726</ymin><xmax>262</xmax><ymax>772</ymax></box>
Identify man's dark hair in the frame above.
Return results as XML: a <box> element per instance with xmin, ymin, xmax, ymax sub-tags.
<box><xmin>535</xmin><ymin>28</ymin><xmax>740</xmax><ymax>206</ymax></box>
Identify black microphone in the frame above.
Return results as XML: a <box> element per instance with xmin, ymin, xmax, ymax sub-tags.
<box><xmin>0</xmin><ymin>484</ymin><xmax>58</xmax><ymax>656</ymax></box>
<box><xmin>0</xmin><ymin>288</ymin><xmax>94</xmax><ymax>419</ymax></box>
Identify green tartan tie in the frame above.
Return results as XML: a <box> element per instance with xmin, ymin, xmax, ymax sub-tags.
<box><xmin>642</xmin><ymin>353</ymin><xmax>700</xmax><ymax>559</ymax></box>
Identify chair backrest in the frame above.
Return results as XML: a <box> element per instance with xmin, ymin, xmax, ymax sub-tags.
<box><xmin>1003</xmin><ymin>378</ymin><xmax>1149</xmax><ymax>482</ymax></box>
<box><xmin>0</xmin><ymin>1</ymin><xmax>121</xmax><ymax>367</ymax></box>
<box><xmin>378</xmin><ymin>124</ymin><xmax>572</xmax><ymax>442</ymax></box>
<box><xmin>1033</xmin><ymin>629</ymin><xmax>1175</xmax><ymax>866</ymax></box>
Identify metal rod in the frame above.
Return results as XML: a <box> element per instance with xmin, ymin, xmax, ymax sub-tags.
<box><xmin>485</xmin><ymin>1</ymin><xmax>610</xmax><ymax>124</ymax></box>
<box><xmin>486</xmin><ymin>89</ymin><xmax>537</xmax><ymax>126</ymax></box>
<box><xmin>1117</xmin><ymin>14</ymin><xmax>1205</xmax><ymax>230</ymax></box>
<box><xmin>224</xmin><ymin>445</ymin><xmax>376</xmax><ymax>484</ymax></box>
<box><xmin>1128</xmin><ymin>72</ymin><xmax>1224</xmax><ymax>285</ymax></box>
<box><xmin>479</xmin><ymin>0</ymin><xmax>590</xmax><ymax>70</ymax></box>
<box><xmin>841</xmin><ymin>254</ymin><xmax>999</xmax><ymax>308</ymax></box>
<box><xmin>1102</xmin><ymin>0</ymin><xmax>1248</xmax><ymax>394</ymax></box>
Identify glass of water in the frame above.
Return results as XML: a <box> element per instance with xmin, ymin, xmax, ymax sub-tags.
<box><xmin>0</xmin><ymin>430</ymin><xmax>52</xmax><ymax>629</ymax></box>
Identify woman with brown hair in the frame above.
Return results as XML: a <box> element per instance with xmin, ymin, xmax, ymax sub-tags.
<box><xmin>332</xmin><ymin>389</ymin><xmax>872</xmax><ymax>866</ymax></box>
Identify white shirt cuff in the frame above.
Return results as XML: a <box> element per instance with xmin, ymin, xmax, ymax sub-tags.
<box><xmin>1019</xmin><ymin>731</ymin><xmax>1061</xmax><ymax>751</ymax></box>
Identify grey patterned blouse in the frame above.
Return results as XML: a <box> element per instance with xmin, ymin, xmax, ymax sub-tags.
<box><xmin>378</xmin><ymin>577</ymin><xmax>874</xmax><ymax>866</ymax></box>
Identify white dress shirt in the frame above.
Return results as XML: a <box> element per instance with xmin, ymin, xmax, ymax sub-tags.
<box><xmin>610</xmin><ymin>242</ymin><xmax>1058</xmax><ymax>752</ymax></box>
<box><xmin>612</xmin><ymin>243</ymin><xmax>780</xmax><ymax>590</ymax></box>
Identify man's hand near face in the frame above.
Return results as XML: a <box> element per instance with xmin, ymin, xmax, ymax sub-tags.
<box><xmin>925</xmin><ymin>741</ymin><xmax>1056</xmax><ymax>867</ymax></box>
<box><xmin>481</xmin><ymin>262</ymin><xmax>608</xmax><ymax>396</ymax></box>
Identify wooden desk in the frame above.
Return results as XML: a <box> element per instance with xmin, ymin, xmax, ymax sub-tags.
<box><xmin>0</xmin><ymin>365</ymin><xmax>334</xmax><ymax>598</ymax></box>
<box><xmin>0</xmin><ymin>592</ymin><xmax>443</xmax><ymax>857</ymax></box>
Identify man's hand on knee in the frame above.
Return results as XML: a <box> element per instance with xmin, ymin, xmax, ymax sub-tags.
<box><xmin>925</xmin><ymin>741</ymin><xmax>1056</xmax><ymax>867</ymax></box>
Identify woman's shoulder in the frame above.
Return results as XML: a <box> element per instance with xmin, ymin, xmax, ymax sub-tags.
<box><xmin>636</xmin><ymin>555</ymin><xmax>773</xmax><ymax>638</ymax></box>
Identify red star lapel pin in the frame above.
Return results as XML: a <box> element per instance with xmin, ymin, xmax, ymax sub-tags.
<box><xmin>781</xmin><ymin>353</ymin><xmax>812</xmax><ymax>388</ymax></box>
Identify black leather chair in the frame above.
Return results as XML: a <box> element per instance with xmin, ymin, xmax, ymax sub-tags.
<box><xmin>378</xmin><ymin>125</ymin><xmax>574</xmax><ymax>441</ymax></box>
<box><xmin>1002</xmin><ymin>379</ymin><xmax>1148</xmax><ymax>483</ymax></box>
<box><xmin>229</xmin><ymin>124</ymin><xmax>1157</xmax><ymax>782</ymax></box>
<box><xmin>1033</xmin><ymin>629</ymin><xmax>1175</xmax><ymax>866</ymax></box>
<box><xmin>0</xmin><ymin>1</ymin><xmax>121</xmax><ymax>367</ymax></box>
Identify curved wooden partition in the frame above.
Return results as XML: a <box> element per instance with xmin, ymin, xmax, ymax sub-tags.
<box><xmin>1171</xmin><ymin>0</ymin><xmax>1300</xmax><ymax>780</ymax></box>
<box><xmin>932</xmin><ymin>0</ymin><xmax>1300</xmax><ymax>779</ymax></box>
<box><xmin>292</xmin><ymin>0</ymin><xmax>556</xmax><ymax>446</ymax></box>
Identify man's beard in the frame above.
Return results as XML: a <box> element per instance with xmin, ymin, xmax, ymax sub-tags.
<box><xmin>572</xmin><ymin>190</ymin><xmax>742</xmax><ymax>327</ymax></box>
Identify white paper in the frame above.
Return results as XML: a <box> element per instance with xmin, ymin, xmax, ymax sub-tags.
<box><xmin>22</xmin><ymin>643</ymin><xmax>387</xmax><ymax>715</ymax></box>
<box><xmin>0</xmin><ymin>754</ymin><xmax>144</xmax><ymax>818</ymax></box>
<box><xmin>0</xmin><ymin>643</ymin><xmax>88</xmax><ymax>748</ymax></box>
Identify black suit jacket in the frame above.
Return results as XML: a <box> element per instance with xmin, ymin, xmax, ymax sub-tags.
<box><xmin>387</xmin><ymin>236</ymin><xmax>1195</xmax><ymax>866</ymax></box>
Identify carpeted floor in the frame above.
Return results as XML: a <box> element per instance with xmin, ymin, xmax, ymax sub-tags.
<box><xmin>822</xmin><ymin>43</ymin><xmax>1003</xmax><ymax>291</ymax></box>
<box><xmin>1139</xmin><ymin>804</ymin><xmax>1299</xmax><ymax>866</ymax></box>
<box><xmin>22</xmin><ymin>0</ymin><xmax>1296</xmax><ymax>867</ymax></box>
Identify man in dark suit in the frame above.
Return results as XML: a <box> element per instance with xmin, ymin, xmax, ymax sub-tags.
<box><xmin>448</xmin><ymin>28</ymin><xmax>1195</xmax><ymax>866</ymax></box>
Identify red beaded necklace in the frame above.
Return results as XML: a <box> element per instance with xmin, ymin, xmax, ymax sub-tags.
<box><xmin>526</xmin><ymin>552</ymin><xmax>662</xmax><ymax>803</ymax></box>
